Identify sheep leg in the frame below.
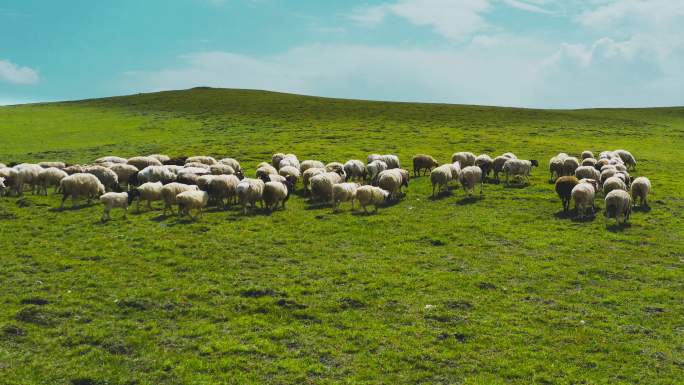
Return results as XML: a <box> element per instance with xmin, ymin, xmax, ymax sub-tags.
<box><xmin>123</xmin><ymin>206</ymin><xmax>128</xmax><ymax>219</ymax></box>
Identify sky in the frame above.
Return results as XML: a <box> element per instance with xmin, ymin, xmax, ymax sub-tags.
<box><xmin>1</xmin><ymin>0</ymin><xmax>683</xmax><ymax>108</ymax></box>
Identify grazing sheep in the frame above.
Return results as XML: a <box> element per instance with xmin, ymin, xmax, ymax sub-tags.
<box><xmin>85</xmin><ymin>166</ymin><xmax>119</xmax><ymax>192</ymax></box>
<box><xmin>186</xmin><ymin>156</ymin><xmax>217</xmax><ymax>166</ymax></box>
<box><xmin>64</xmin><ymin>165</ymin><xmax>86</xmax><ymax>175</ymax></box>
<box><xmin>451</xmin><ymin>152</ymin><xmax>476</xmax><ymax>167</ymax></box>
<box><xmin>598</xmin><ymin>151</ymin><xmax>614</xmax><ymax>160</ymax></box>
<box><xmin>0</xmin><ymin>167</ymin><xmax>17</xmax><ymax>196</ymax></box>
<box><xmin>605</xmin><ymin>189</ymin><xmax>632</xmax><ymax>224</ymax></box>
<box><xmin>263</xmin><ymin>180</ymin><xmax>293</xmax><ymax>212</ymax></box>
<box><xmin>127</xmin><ymin>182</ymin><xmax>163</xmax><ymax>212</ymax></box>
<box><xmin>37</xmin><ymin>167</ymin><xmax>68</xmax><ymax>195</ymax></box>
<box><xmin>256</xmin><ymin>164</ymin><xmax>278</xmax><ymax>179</ymax></box>
<box><xmin>163</xmin><ymin>156</ymin><xmax>188</xmax><ymax>166</ymax></box>
<box><xmin>356</xmin><ymin>185</ymin><xmax>390</xmax><ymax>214</ymax></box>
<box><xmin>176</xmin><ymin>167</ymin><xmax>211</xmax><ymax>185</ymax></box>
<box><xmin>39</xmin><ymin>161</ymin><xmax>66</xmax><ymax>169</ymax></box>
<box><xmin>600</xmin><ymin>168</ymin><xmax>617</xmax><ymax>186</ymax></box>
<box><xmin>502</xmin><ymin>152</ymin><xmax>517</xmax><ymax>159</ymax></box>
<box><xmin>148</xmin><ymin>154</ymin><xmax>170</xmax><ymax>163</ymax></box>
<box><xmin>261</xmin><ymin>173</ymin><xmax>287</xmax><ymax>183</ymax></box>
<box><xmin>459</xmin><ymin>166</ymin><xmax>483</xmax><ymax>197</ymax></box>
<box><xmin>196</xmin><ymin>174</ymin><xmax>217</xmax><ymax>192</ymax></box>
<box><xmin>13</xmin><ymin>163</ymin><xmax>43</xmax><ymax>195</ymax></box>
<box><xmin>272</xmin><ymin>153</ymin><xmax>286</xmax><ymax>168</ymax></box>
<box><xmin>128</xmin><ymin>156</ymin><xmax>162</xmax><ymax>170</ymax></box>
<box><xmin>344</xmin><ymin>160</ymin><xmax>367</xmax><ymax>181</ymax></box>
<box><xmin>412</xmin><ymin>154</ymin><xmax>438</xmax><ymax>177</ymax></box>
<box><xmin>0</xmin><ymin>177</ymin><xmax>5</xmax><ymax>194</ymax></box>
<box><xmin>95</xmin><ymin>156</ymin><xmax>128</xmax><ymax>165</ymax></box>
<box><xmin>555</xmin><ymin>176</ymin><xmax>579</xmax><ymax>212</ymax></box>
<box><xmin>602</xmin><ymin>176</ymin><xmax>627</xmax><ymax>195</ymax></box>
<box><xmin>613</xmin><ymin>149</ymin><xmax>636</xmax><ymax>170</ymax></box>
<box><xmin>378</xmin><ymin>169</ymin><xmax>407</xmax><ymax>201</ymax></box>
<box><xmin>59</xmin><ymin>173</ymin><xmax>105</xmax><ymax>209</ymax></box>
<box><xmin>630</xmin><ymin>177</ymin><xmax>651</xmax><ymax>207</ymax></box>
<box><xmin>325</xmin><ymin>162</ymin><xmax>345</xmax><ymax>173</ymax></box>
<box><xmin>218</xmin><ymin>158</ymin><xmax>241</xmax><ymax>173</ymax></box>
<box><xmin>161</xmin><ymin>183</ymin><xmax>199</xmax><ymax>216</ymax></box>
<box><xmin>381</xmin><ymin>155</ymin><xmax>400</xmax><ymax>169</ymax></box>
<box><xmin>367</xmin><ymin>160</ymin><xmax>388</xmax><ymax>184</ymax></box>
<box><xmin>109</xmin><ymin>164</ymin><xmax>139</xmax><ymax>189</ymax></box>
<box><xmin>475</xmin><ymin>154</ymin><xmax>493</xmax><ymax>179</ymax></box>
<box><xmin>332</xmin><ymin>182</ymin><xmax>360</xmax><ymax>211</ymax></box>
<box><xmin>176</xmin><ymin>190</ymin><xmax>209</xmax><ymax>219</ymax></box>
<box><xmin>310</xmin><ymin>172</ymin><xmax>344</xmax><ymax>203</ymax></box>
<box><xmin>278</xmin><ymin>154</ymin><xmax>300</xmax><ymax>170</ymax></box>
<box><xmin>184</xmin><ymin>162</ymin><xmax>211</xmax><ymax>170</ymax></box>
<box><xmin>571</xmin><ymin>181</ymin><xmax>596</xmax><ymax>220</ymax></box>
<box><xmin>367</xmin><ymin>154</ymin><xmax>382</xmax><ymax>163</ymax></box>
<box><xmin>100</xmin><ymin>192</ymin><xmax>129</xmax><ymax>221</ymax></box>
<box><xmin>503</xmin><ymin>159</ymin><xmax>538</xmax><ymax>185</ymax></box>
<box><xmin>574</xmin><ymin>166</ymin><xmax>600</xmax><ymax>182</ymax></box>
<box><xmin>300</xmin><ymin>160</ymin><xmax>325</xmax><ymax>173</ymax></box>
<box><xmin>279</xmin><ymin>166</ymin><xmax>301</xmax><ymax>185</ymax></box>
<box><xmin>594</xmin><ymin>158</ymin><xmax>610</xmax><ymax>170</ymax></box>
<box><xmin>581</xmin><ymin>151</ymin><xmax>594</xmax><ymax>160</ymax></box>
<box><xmin>237</xmin><ymin>178</ymin><xmax>265</xmax><ymax>214</ymax></box>
<box><xmin>302</xmin><ymin>167</ymin><xmax>326</xmax><ymax>196</ymax></box>
<box><xmin>430</xmin><ymin>164</ymin><xmax>455</xmax><ymax>197</ymax></box>
<box><xmin>492</xmin><ymin>156</ymin><xmax>510</xmax><ymax>181</ymax></box>
<box><xmin>582</xmin><ymin>158</ymin><xmax>597</xmax><ymax>167</ymax></box>
<box><xmin>210</xmin><ymin>164</ymin><xmax>235</xmax><ymax>175</ymax></box>
<box><xmin>562</xmin><ymin>157</ymin><xmax>580</xmax><ymax>177</ymax></box>
<box><xmin>207</xmin><ymin>174</ymin><xmax>240</xmax><ymax>208</ymax></box>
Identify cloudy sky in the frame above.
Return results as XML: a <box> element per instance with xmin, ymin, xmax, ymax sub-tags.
<box><xmin>1</xmin><ymin>0</ymin><xmax>683</xmax><ymax>107</ymax></box>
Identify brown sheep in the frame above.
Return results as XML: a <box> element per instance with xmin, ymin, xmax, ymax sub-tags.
<box><xmin>412</xmin><ymin>154</ymin><xmax>439</xmax><ymax>177</ymax></box>
<box><xmin>555</xmin><ymin>176</ymin><xmax>579</xmax><ymax>212</ymax></box>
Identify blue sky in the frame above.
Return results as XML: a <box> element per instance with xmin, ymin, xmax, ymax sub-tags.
<box><xmin>1</xmin><ymin>0</ymin><xmax>683</xmax><ymax>108</ymax></box>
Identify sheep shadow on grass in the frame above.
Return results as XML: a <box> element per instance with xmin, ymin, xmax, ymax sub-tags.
<box><xmin>429</xmin><ymin>190</ymin><xmax>452</xmax><ymax>201</ymax></box>
<box><xmin>503</xmin><ymin>182</ymin><xmax>530</xmax><ymax>189</ymax></box>
<box><xmin>607</xmin><ymin>222</ymin><xmax>632</xmax><ymax>232</ymax></box>
<box><xmin>456</xmin><ymin>195</ymin><xmax>481</xmax><ymax>205</ymax></box>
<box><xmin>633</xmin><ymin>205</ymin><xmax>651</xmax><ymax>213</ymax></box>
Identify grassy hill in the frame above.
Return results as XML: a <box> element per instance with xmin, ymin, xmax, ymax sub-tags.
<box><xmin>0</xmin><ymin>88</ymin><xmax>683</xmax><ymax>384</ymax></box>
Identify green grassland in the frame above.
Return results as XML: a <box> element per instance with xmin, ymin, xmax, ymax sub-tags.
<box><xmin>0</xmin><ymin>88</ymin><xmax>683</xmax><ymax>384</ymax></box>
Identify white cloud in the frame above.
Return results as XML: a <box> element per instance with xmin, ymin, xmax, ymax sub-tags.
<box><xmin>0</xmin><ymin>59</ymin><xmax>39</xmax><ymax>85</ymax></box>
<box><xmin>500</xmin><ymin>0</ymin><xmax>551</xmax><ymax>14</ymax></box>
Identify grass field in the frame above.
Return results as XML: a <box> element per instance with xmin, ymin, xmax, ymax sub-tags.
<box><xmin>0</xmin><ymin>88</ymin><xmax>683</xmax><ymax>385</ymax></box>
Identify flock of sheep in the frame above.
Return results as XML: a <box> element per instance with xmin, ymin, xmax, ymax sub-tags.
<box><xmin>0</xmin><ymin>149</ymin><xmax>649</xmax><ymax>224</ymax></box>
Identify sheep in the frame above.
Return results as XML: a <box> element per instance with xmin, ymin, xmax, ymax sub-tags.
<box><xmin>218</xmin><ymin>158</ymin><xmax>241</xmax><ymax>173</ymax></box>
<box><xmin>344</xmin><ymin>160</ymin><xmax>367</xmax><ymax>181</ymax></box>
<box><xmin>571</xmin><ymin>181</ymin><xmax>596</xmax><ymax>220</ymax></box>
<box><xmin>502</xmin><ymin>152</ymin><xmax>517</xmax><ymax>159</ymax></box>
<box><xmin>237</xmin><ymin>178</ymin><xmax>265</xmax><ymax>214</ymax></box>
<box><xmin>451</xmin><ymin>152</ymin><xmax>476</xmax><ymax>167</ymax></box>
<box><xmin>95</xmin><ymin>156</ymin><xmax>128</xmax><ymax>165</ymax></box>
<box><xmin>148</xmin><ymin>154</ymin><xmax>170</xmax><ymax>163</ymax></box>
<box><xmin>302</xmin><ymin>167</ymin><xmax>326</xmax><ymax>196</ymax></box>
<box><xmin>430</xmin><ymin>164</ymin><xmax>455</xmax><ymax>197</ymax></box>
<box><xmin>13</xmin><ymin>163</ymin><xmax>43</xmax><ymax>195</ymax></box>
<box><xmin>378</xmin><ymin>169</ymin><xmax>407</xmax><ymax>201</ymax></box>
<box><xmin>562</xmin><ymin>157</ymin><xmax>580</xmax><ymax>177</ymax></box>
<box><xmin>300</xmin><ymin>160</ymin><xmax>325</xmax><ymax>173</ymax></box>
<box><xmin>581</xmin><ymin>151</ymin><xmax>594</xmax><ymax>160</ymax></box>
<box><xmin>256</xmin><ymin>164</ymin><xmax>278</xmax><ymax>179</ymax></box>
<box><xmin>598</xmin><ymin>151</ymin><xmax>614</xmax><ymax>160</ymax></box>
<box><xmin>412</xmin><ymin>154</ymin><xmax>438</xmax><ymax>177</ymax></box>
<box><xmin>548</xmin><ymin>155</ymin><xmax>565</xmax><ymax>181</ymax></box>
<box><xmin>161</xmin><ymin>183</ymin><xmax>199</xmax><ymax>216</ymax></box>
<box><xmin>0</xmin><ymin>163</ymin><xmax>6</xmax><ymax>168</ymax></box>
<box><xmin>278</xmin><ymin>166</ymin><xmax>301</xmax><ymax>185</ymax></box>
<box><xmin>210</xmin><ymin>164</ymin><xmax>235</xmax><ymax>175</ymax></box>
<box><xmin>605</xmin><ymin>189</ymin><xmax>632</xmax><ymax>224</ymax></box>
<box><xmin>99</xmin><ymin>192</ymin><xmax>129</xmax><ymax>221</ymax></box>
<box><xmin>64</xmin><ymin>165</ymin><xmax>86</xmax><ymax>175</ymax></box>
<box><xmin>555</xmin><ymin>176</ymin><xmax>579</xmax><ymax>212</ymax></box>
<box><xmin>59</xmin><ymin>173</ymin><xmax>105</xmax><ymax>209</ymax></box>
<box><xmin>183</xmin><ymin>162</ymin><xmax>211</xmax><ymax>170</ymax></box>
<box><xmin>262</xmin><ymin>174</ymin><xmax>287</xmax><ymax>183</ymax></box>
<box><xmin>600</xmin><ymin>168</ymin><xmax>617</xmax><ymax>187</ymax></box>
<box><xmin>85</xmin><ymin>165</ymin><xmax>119</xmax><ymax>192</ymax></box>
<box><xmin>356</xmin><ymin>185</ymin><xmax>390</xmax><ymax>214</ymax></box>
<box><xmin>0</xmin><ymin>167</ymin><xmax>17</xmax><ymax>196</ymax></box>
<box><xmin>0</xmin><ymin>177</ymin><xmax>5</xmax><ymax>195</ymax></box>
<box><xmin>37</xmin><ymin>167</ymin><xmax>68</xmax><ymax>195</ymax></box>
<box><xmin>475</xmin><ymin>154</ymin><xmax>493</xmax><ymax>180</ymax></box>
<box><xmin>278</xmin><ymin>154</ymin><xmax>300</xmax><ymax>170</ymax></box>
<box><xmin>127</xmin><ymin>156</ymin><xmax>162</xmax><ymax>170</ymax></box>
<box><xmin>582</xmin><ymin>158</ymin><xmax>597</xmax><ymax>167</ymax></box>
<box><xmin>196</xmin><ymin>174</ymin><xmax>217</xmax><ymax>192</ymax></box>
<box><xmin>492</xmin><ymin>156</ymin><xmax>510</xmax><ymax>181</ymax></box>
<box><xmin>207</xmin><ymin>174</ymin><xmax>240</xmax><ymax>208</ymax></box>
<box><xmin>630</xmin><ymin>177</ymin><xmax>651</xmax><ymax>207</ymax></box>
<box><xmin>310</xmin><ymin>172</ymin><xmax>343</xmax><ymax>203</ymax></box>
<box><xmin>127</xmin><ymin>182</ymin><xmax>163</xmax><ymax>212</ymax></box>
<box><xmin>574</xmin><ymin>166</ymin><xmax>600</xmax><ymax>182</ymax></box>
<box><xmin>263</xmin><ymin>180</ymin><xmax>293</xmax><ymax>212</ymax></box>
<box><xmin>503</xmin><ymin>159</ymin><xmax>539</xmax><ymax>185</ymax></box>
<box><xmin>332</xmin><ymin>182</ymin><xmax>360</xmax><ymax>211</ymax></box>
<box><xmin>176</xmin><ymin>167</ymin><xmax>211</xmax><ymax>185</ymax></box>
<box><xmin>594</xmin><ymin>158</ymin><xmax>610</xmax><ymax>170</ymax></box>
<box><xmin>325</xmin><ymin>162</ymin><xmax>345</xmax><ymax>173</ymax></box>
<box><xmin>163</xmin><ymin>156</ymin><xmax>188</xmax><ymax>166</ymax></box>
<box><xmin>163</xmin><ymin>165</ymin><xmax>184</xmax><ymax>175</ymax></box>
<box><xmin>176</xmin><ymin>190</ymin><xmax>209</xmax><ymax>219</ymax></box>
<box><xmin>381</xmin><ymin>155</ymin><xmax>400</xmax><ymax>169</ymax></box>
<box><xmin>186</xmin><ymin>156</ymin><xmax>217</xmax><ymax>166</ymax></box>
<box><xmin>367</xmin><ymin>160</ymin><xmax>388</xmax><ymax>184</ymax></box>
<box><xmin>459</xmin><ymin>166</ymin><xmax>483</xmax><ymax>197</ymax></box>
<box><xmin>272</xmin><ymin>153</ymin><xmax>286</xmax><ymax>168</ymax></box>
<box><xmin>39</xmin><ymin>161</ymin><xmax>65</xmax><ymax>169</ymax></box>
<box><xmin>603</xmin><ymin>176</ymin><xmax>627</xmax><ymax>195</ymax></box>
<box><xmin>109</xmin><ymin>163</ymin><xmax>139</xmax><ymax>189</ymax></box>
<box><xmin>613</xmin><ymin>150</ymin><xmax>636</xmax><ymax>170</ymax></box>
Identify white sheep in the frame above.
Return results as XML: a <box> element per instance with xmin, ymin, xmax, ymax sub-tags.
<box><xmin>128</xmin><ymin>182</ymin><xmax>163</xmax><ymax>212</ymax></box>
<box><xmin>278</xmin><ymin>166</ymin><xmax>301</xmax><ymax>185</ymax></box>
<box><xmin>343</xmin><ymin>160</ymin><xmax>366</xmax><ymax>181</ymax></box>
<box><xmin>186</xmin><ymin>156</ymin><xmax>217</xmax><ymax>165</ymax></box>
<box><xmin>503</xmin><ymin>159</ymin><xmax>538</xmax><ymax>185</ymax></box>
<box><xmin>430</xmin><ymin>164</ymin><xmax>455</xmax><ymax>197</ymax></box>
<box><xmin>630</xmin><ymin>177</ymin><xmax>651</xmax><ymax>207</ymax></box>
<box><xmin>39</xmin><ymin>161</ymin><xmax>66</xmax><ymax>169</ymax></box>
<box><xmin>581</xmin><ymin>158</ymin><xmax>597</xmax><ymax>167</ymax></box>
<box><xmin>356</xmin><ymin>185</ymin><xmax>390</xmax><ymax>214</ymax></box>
<box><xmin>310</xmin><ymin>172</ymin><xmax>343</xmax><ymax>203</ymax></box>
<box><xmin>602</xmin><ymin>176</ymin><xmax>627</xmax><ymax>195</ymax></box>
<box><xmin>581</xmin><ymin>151</ymin><xmax>594</xmax><ymax>160</ymax></box>
<box><xmin>148</xmin><ymin>154</ymin><xmax>170</xmax><ymax>163</ymax></box>
<box><xmin>459</xmin><ymin>166</ymin><xmax>483</xmax><ymax>197</ymax></box>
<box><xmin>272</xmin><ymin>153</ymin><xmax>286</xmax><ymax>168</ymax></box>
<box><xmin>64</xmin><ymin>165</ymin><xmax>86</xmax><ymax>175</ymax></box>
<box><xmin>218</xmin><ymin>158</ymin><xmax>241</xmax><ymax>173</ymax></box>
<box><xmin>562</xmin><ymin>157</ymin><xmax>580</xmax><ymax>176</ymax></box>
<box><xmin>127</xmin><ymin>156</ymin><xmax>162</xmax><ymax>170</ymax></box>
<box><xmin>13</xmin><ymin>163</ymin><xmax>43</xmax><ymax>195</ymax></box>
<box><xmin>605</xmin><ymin>189</ymin><xmax>632</xmax><ymax>224</ymax></box>
<box><xmin>278</xmin><ymin>154</ymin><xmax>300</xmax><ymax>170</ymax></box>
<box><xmin>332</xmin><ymin>182</ymin><xmax>360</xmax><ymax>211</ymax></box>
<box><xmin>325</xmin><ymin>162</ymin><xmax>345</xmax><ymax>173</ymax></box>
<box><xmin>207</xmin><ymin>174</ymin><xmax>240</xmax><ymax>208</ymax></box>
<box><xmin>109</xmin><ymin>163</ymin><xmax>139</xmax><ymax>189</ymax></box>
<box><xmin>302</xmin><ymin>167</ymin><xmax>326</xmax><ymax>196</ymax></box>
<box><xmin>161</xmin><ymin>183</ymin><xmax>199</xmax><ymax>216</ymax></box>
<box><xmin>263</xmin><ymin>181</ymin><xmax>291</xmax><ymax>211</ymax></box>
<box><xmin>300</xmin><ymin>160</ymin><xmax>325</xmax><ymax>173</ymax></box>
<box><xmin>0</xmin><ymin>167</ymin><xmax>17</xmax><ymax>196</ymax></box>
<box><xmin>574</xmin><ymin>166</ymin><xmax>600</xmax><ymax>182</ymax></box>
<box><xmin>381</xmin><ymin>155</ymin><xmax>400</xmax><ymax>169</ymax></box>
<box><xmin>237</xmin><ymin>178</ymin><xmax>265</xmax><ymax>214</ymax></box>
<box><xmin>177</xmin><ymin>190</ymin><xmax>209</xmax><ymax>220</ymax></box>
<box><xmin>571</xmin><ymin>180</ymin><xmax>596</xmax><ymax>220</ymax></box>
<box><xmin>37</xmin><ymin>167</ymin><xmax>68</xmax><ymax>195</ymax></box>
<box><xmin>367</xmin><ymin>160</ymin><xmax>388</xmax><ymax>184</ymax></box>
<box><xmin>210</xmin><ymin>164</ymin><xmax>235</xmax><ymax>175</ymax></box>
<box><xmin>85</xmin><ymin>165</ymin><xmax>119</xmax><ymax>191</ymax></box>
<box><xmin>451</xmin><ymin>152</ymin><xmax>476</xmax><ymax>167</ymax></box>
<box><xmin>256</xmin><ymin>164</ymin><xmax>278</xmax><ymax>179</ymax></box>
<box><xmin>95</xmin><ymin>156</ymin><xmax>128</xmax><ymax>165</ymax></box>
<box><xmin>492</xmin><ymin>156</ymin><xmax>510</xmax><ymax>181</ymax></box>
<box><xmin>613</xmin><ymin>149</ymin><xmax>636</xmax><ymax>170</ymax></box>
<box><xmin>100</xmin><ymin>192</ymin><xmax>129</xmax><ymax>221</ymax></box>
<box><xmin>59</xmin><ymin>173</ymin><xmax>105</xmax><ymax>209</ymax></box>
<box><xmin>184</xmin><ymin>162</ymin><xmax>211</xmax><ymax>170</ymax></box>
<box><xmin>378</xmin><ymin>169</ymin><xmax>406</xmax><ymax>201</ymax></box>
<box><xmin>196</xmin><ymin>174</ymin><xmax>217</xmax><ymax>192</ymax></box>
<box><xmin>549</xmin><ymin>153</ymin><xmax>568</xmax><ymax>180</ymax></box>
<box><xmin>475</xmin><ymin>154</ymin><xmax>493</xmax><ymax>179</ymax></box>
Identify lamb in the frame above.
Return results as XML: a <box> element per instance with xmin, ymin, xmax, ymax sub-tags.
<box><xmin>332</xmin><ymin>182</ymin><xmax>360</xmax><ymax>211</ymax></box>
<box><xmin>310</xmin><ymin>172</ymin><xmax>344</xmax><ymax>203</ymax></box>
<box><xmin>302</xmin><ymin>167</ymin><xmax>326</xmax><ymax>196</ymax></box>
<box><xmin>451</xmin><ymin>152</ymin><xmax>476</xmax><ymax>167</ymax></box>
<box><xmin>571</xmin><ymin>180</ymin><xmax>596</xmax><ymax>220</ymax></box>
<box><xmin>85</xmin><ymin>165</ymin><xmax>119</xmax><ymax>192</ymax></box>
<box><xmin>99</xmin><ymin>192</ymin><xmax>129</xmax><ymax>221</ymax></box>
<box><xmin>605</xmin><ymin>189</ymin><xmax>632</xmax><ymax>224</ymax></box>
<box><xmin>503</xmin><ymin>159</ymin><xmax>538</xmax><ymax>185</ymax></box>
<box><xmin>37</xmin><ymin>167</ymin><xmax>68</xmax><ymax>195</ymax></box>
<box><xmin>574</xmin><ymin>166</ymin><xmax>600</xmax><ymax>182</ymax></box>
<box><xmin>412</xmin><ymin>154</ymin><xmax>438</xmax><ymax>176</ymax></box>
<box><xmin>613</xmin><ymin>150</ymin><xmax>636</xmax><ymax>170</ymax></box>
<box><xmin>602</xmin><ymin>176</ymin><xmax>627</xmax><ymax>195</ymax></box>
<box><xmin>430</xmin><ymin>164</ymin><xmax>455</xmax><ymax>197</ymax></box>
<box><xmin>109</xmin><ymin>163</ymin><xmax>139</xmax><ymax>189</ymax></box>
<box><xmin>148</xmin><ymin>154</ymin><xmax>170</xmax><ymax>163</ymax></box>
<box><xmin>356</xmin><ymin>185</ymin><xmax>390</xmax><ymax>214</ymax></box>
<box><xmin>300</xmin><ymin>160</ymin><xmax>325</xmax><ymax>173</ymax></box>
<box><xmin>161</xmin><ymin>183</ymin><xmax>199</xmax><ymax>216</ymax></box>
<box><xmin>555</xmin><ymin>176</ymin><xmax>579</xmax><ymax>212</ymax></box>
<box><xmin>218</xmin><ymin>158</ymin><xmax>241</xmax><ymax>173</ymax></box>
<box><xmin>207</xmin><ymin>174</ymin><xmax>240</xmax><ymax>208</ymax></box>
<box><xmin>581</xmin><ymin>151</ymin><xmax>594</xmax><ymax>160</ymax></box>
<box><xmin>475</xmin><ymin>154</ymin><xmax>493</xmax><ymax>180</ymax></box>
<box><xmin>39</xmin><ymin>161</ymin><xmax>66</xmax><ymax>169</ymax></box>
<box><xmin>325</xmin><ymin>162</ymin><xmax>345</xmax><ymax>173</ymax></box>
<box><xmin>237</xmin><ymin>178</ymin><xmax>265</xmax><ymax>214</ymax></box>
<box><xmin>459</xmin><ymin>166</ymin><xmax>483</xmax><ymax>197</ymax></box>
<box><xmin>278</xmin><ymin>154</ymin><xmax>300</xmax><ymax>170</ymax></box>
<box><xmin>344</xmin><ymin>160</ymin><xmax>367</xmax><ymax>181</ymax></box>
<box><xmin>210</xmin><ymin>164</ymin><xmax>235</xmax><ymax>175</ymax></box>
<box><xmin>378</xmin><ymin>169</ymin><xmax>407</xmax><ymax>201</ymax></box>
<box><xmin>630</xmin><ymin>176</ymin><xmax>651</xmax><ymax>207</ymax></box>
<box><xmin>278</xmin><ymin>166</ymin><xmax>301</xmax><ymax>185</ymax></box>
<box><xmin>263</xmin><ymin>180</ymin><xmax>293</xmax><ymax>212</ymax></box>
<box><xmin>562</xmin><ymin>157</ymin><xmax>580</xmax><ymax>177</ymax></box>
<box><xmin>176</xmin><ymin>190</ymin><xmax>209</xmax><ymax>220</ymax></box>
<box><xmin>127</xmin><ymin>156</ymin><xmax>162</xmax><ymax>170</ymax></box>
<box><xmin>185</xmin><ymin>156</ymin><xmax>217</xmax><ymax>165</ymax></box>
<box><xmin>95</xmin><ymin>156</ymin><xmax>128</xmax><ymax>165</ymax></box>
<box><xmin>366</xmin><ymin>160</ymin><xmax>388</xmax><ymax>184</ymax></box>
<box><xmin>59</xmin><ymin>173</ymin><xmax>105</xmax><ymax>209</ymax></box>
<box><xmin>127</xmin><ymin>182</ymin><xmax>163</xmax><ymax>212</ymax></box>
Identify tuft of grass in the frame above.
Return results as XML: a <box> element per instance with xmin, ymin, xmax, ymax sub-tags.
<box><xmin>0</xmin><ymin>88</ymin><xmax>683</xmax><ymax>384</ymax></box>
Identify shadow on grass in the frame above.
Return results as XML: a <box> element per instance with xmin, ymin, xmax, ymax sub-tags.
<box><xmin>48</xmin><ymin>203</ymin><xmax>94</xmax><ymax>212</ymax></box>
<box><xmin>607</xmin><ymin>222</ymin><xmax>632</xmax><ymax>232</ymax></box>
<box><xmin>456</xmin><ymin>196</ymin><xmax>481</xmax><ymax>205</ymax></box>
<box><xmin>633</xmin><ymin>205</ymin><xmax>651</xmax><ymax>213</ymax></box>
<box><xmin>429</xmin><ymin>190</ymin><xmax>452</xmax><ymax>201</ymax></box>
<box><xmin>503</xmin><ymin>183</ymin><xmax>530</xmax><ymax>189</ymax></box>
